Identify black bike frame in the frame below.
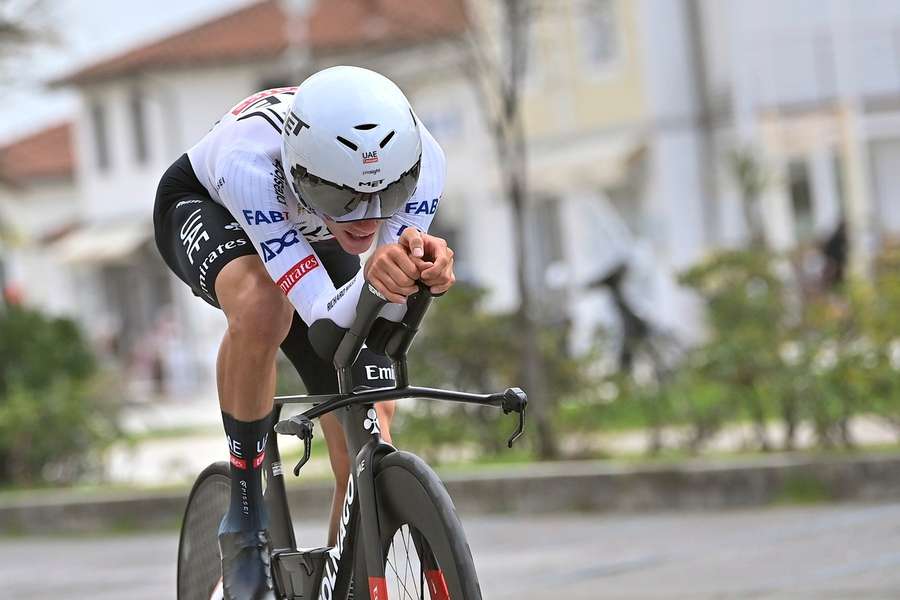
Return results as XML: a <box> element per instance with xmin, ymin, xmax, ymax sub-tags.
<box><xmin>258</xmin><ymin>282</ymin><xmax>526</xmax><ymax>600</ymax></box>
<box><xmin>264</xmin><ymin>386</ymin><xmax>515</xmax><ymax>599</ymax></box>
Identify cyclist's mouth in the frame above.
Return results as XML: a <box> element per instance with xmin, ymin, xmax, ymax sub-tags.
<box><xmin>347</xmin><ymin>230</ymin><xmax>374</xmax><ymax>241</ymax></box>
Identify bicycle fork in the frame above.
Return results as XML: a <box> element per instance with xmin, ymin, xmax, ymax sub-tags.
<box><xmin>269</xmin><ymin>400</ymin><xmax>393</xmax><ymax>600</ymax></box>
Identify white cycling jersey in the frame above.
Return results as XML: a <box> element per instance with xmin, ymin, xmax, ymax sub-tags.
<box><xmin>187</xmin><ymin>87</ymin><xmax>446</xmax><ymax>329</ymax></box>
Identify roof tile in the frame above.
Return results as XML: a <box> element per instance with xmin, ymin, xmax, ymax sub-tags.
<box><xmin>0</xmin><ymin>123</ymin><xmax>74</xmax><ymax>185</ymax></box>
<box><xmin>54</xmin><ymin>0</ymin><xmax>467</xmax><ymax>86</ymax></box>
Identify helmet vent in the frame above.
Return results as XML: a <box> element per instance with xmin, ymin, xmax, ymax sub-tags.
<box><xmin>379</xmin><ymin>131</ymin><xmax>395</xmax><ymax>148</ymax></box>
<box><xmin>354</xmin><ymin>123</ymin><xmax>377</xmax><ymax>130</ymax></box>
<box><xmin>336</xmin><ymin>136</ymin><xmax>358</xmax><ymax>151</ymax></box>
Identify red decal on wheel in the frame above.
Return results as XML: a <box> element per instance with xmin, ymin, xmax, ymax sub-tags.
<box><xmin>368</xmin><ymin>576</ymin><xmax>388</xmax><ymax>600</ymax></box>
<box><xmin>425</xmin><ymin>570</ymin><xmax>450</xmax><ymax>600</ymax></box>
<box><xmin>229</xmin><ymin>454</ymin><xmax>247</xmax><ymax>470</ymax></box>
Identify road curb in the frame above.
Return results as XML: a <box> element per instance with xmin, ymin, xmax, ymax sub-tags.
<box><xmin>2</xmin><ymin>453</ymin><xmax>899</xmax><ymax>534</ymax></box>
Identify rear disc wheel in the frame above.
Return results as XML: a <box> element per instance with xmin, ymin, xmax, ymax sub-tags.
<box><xmin>177</xmin><ymin>461</ymin><xmax>230</xmax><ymax>600</ymax></box>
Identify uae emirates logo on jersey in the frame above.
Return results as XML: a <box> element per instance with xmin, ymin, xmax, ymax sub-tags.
<box><xmin>362</xmin><ymin>150</ymin><xmax>379</xmax><ymax>164</ymax></box>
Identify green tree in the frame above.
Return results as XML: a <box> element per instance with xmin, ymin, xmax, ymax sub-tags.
<box><xmin>0</xmin><ymin>305</ymin><xmax>117</xmax><ymax>484</ymax></box>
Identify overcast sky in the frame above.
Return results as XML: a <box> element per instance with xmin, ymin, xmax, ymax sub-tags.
<box><xmin>0</xmin><ymin>0</ymin><xmax>252</xmax><ymax>143</ymax></box>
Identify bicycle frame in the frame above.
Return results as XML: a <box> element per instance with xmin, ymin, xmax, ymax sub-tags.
<box><xmin>263</xmin><ymin>385</ymin><xmax>519</xmax><ymax>599</ymax></box>
<box><xmin>258</xmin><ymin>282</ymin><xmax>526</xmax><ymax>599</ymax></box>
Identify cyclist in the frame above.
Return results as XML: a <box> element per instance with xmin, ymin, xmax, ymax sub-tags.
<box><xmin>154</xmin><ymin>66</ymin><xmax>455</xmax><ymax>599</ymax></box>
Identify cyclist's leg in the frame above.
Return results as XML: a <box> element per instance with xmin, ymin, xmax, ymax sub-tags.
<box><xmin>160</xmin><ymin>193</ymin><xmax>290</xmax><ymax>532</ymax></box>
<box><xmin>215</xmin><ymin>256</ymin><xmax>293</xmax><ymax>422</ymax></box>
<box><xmin>155</xmin><ymin>164</ymin><xmax>280</xmax><ymax>598</ymax></box>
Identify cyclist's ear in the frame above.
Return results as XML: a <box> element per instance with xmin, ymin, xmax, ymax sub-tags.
<box><xmin>399</xmin><ymin>227</ymin><xmax>424</xmax><ymax>258</ymax></box>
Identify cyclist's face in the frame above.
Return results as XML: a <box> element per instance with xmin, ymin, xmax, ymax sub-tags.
<box><xmin>325</xmin><ymin>217</ymin><xmax>380</xmax><ymax>254</ymax></box>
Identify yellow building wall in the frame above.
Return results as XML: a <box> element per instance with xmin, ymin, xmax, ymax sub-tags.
<box><xmin>521</xmin><ymin>0</ymin><xmax>646</xmax><ymax>139</ymax></box>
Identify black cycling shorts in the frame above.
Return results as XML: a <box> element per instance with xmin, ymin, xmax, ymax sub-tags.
<box><xmin>153</xmin><ymin>154</ymin><xmax>390</xmax><ymax>394</ymax></box>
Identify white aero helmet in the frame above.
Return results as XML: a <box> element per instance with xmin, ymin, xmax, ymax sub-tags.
<box><xmin>281</xmin><ymin>66</ymin><xmax>422</xmax><ymax>222</ymax></box>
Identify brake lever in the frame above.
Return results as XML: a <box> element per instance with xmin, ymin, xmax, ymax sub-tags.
<box><xmin>500</xmin><ymin>387</ymin><xmax>528</xmax><ymax>448</ymax></box>
<box><xmin>274</xmin><ymin>415</ymin><xmax>315</xmax><ymax>476</ymax></box>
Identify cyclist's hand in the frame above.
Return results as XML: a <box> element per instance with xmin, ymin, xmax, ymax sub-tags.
<box><xmin>399</xmin><ymin>226</ymin><xmax>425</xmax><ymax>259</ymax></box>
<box><xmin>418</xmin><ymin>234</ymin><xmax>455</xmax><ymax>294</ymax></box>
<box><xmin>397</xmin><ymin>228</ymin><xmax>455</xmax><ymax>294</ymax></box>
<box><xmin>365</xmin><ymin>242</ymin><xmax>419</xmax><ymax>303</ymax></box>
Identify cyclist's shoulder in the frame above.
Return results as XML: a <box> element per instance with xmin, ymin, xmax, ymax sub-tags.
<box><xmin>214</xmin><ymin>142</ymin><xmax>279</xmax><ymax>173</ymax></box>
<box><xmin>402</xmin><ymin>122</ymin><xmax>445</xmax><ymax>209</ymax></box>
<box><xmin>419</xmin><ymin>121</ymin><xmax>445</xmax><ymax>167</ymax></box>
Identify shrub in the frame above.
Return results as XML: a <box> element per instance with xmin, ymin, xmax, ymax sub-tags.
<box><xmin>0</xmin><ymin>304</ymin><xmax>117</xmax><ymax>485</ymax></box>
<box><xmin>398</xmin><ymin>284</ymin><xmax>594</xmax><ymax>462</ymax></box>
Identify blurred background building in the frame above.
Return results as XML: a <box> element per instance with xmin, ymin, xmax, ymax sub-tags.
<box><xmin>1</xmin><ymin>0</ymin><xmax>900</xmax><ymax>406</ymax></box>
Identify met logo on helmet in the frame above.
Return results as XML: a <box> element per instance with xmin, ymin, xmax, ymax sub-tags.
<box><xmin>358</xmin><ymin>179</ymin><xmax>384</xmax><ymax>188</ymax></box>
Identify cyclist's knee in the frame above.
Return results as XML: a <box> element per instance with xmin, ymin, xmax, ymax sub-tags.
<box><xmin>218</xmin><ymin>260</ymin><xmax>293</xmax><ymax>350</ymax></box>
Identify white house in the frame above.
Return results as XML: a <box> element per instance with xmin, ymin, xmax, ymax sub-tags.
<box><xmin>693</xmin><ymin>0</ymin><xmax>900</xmax><ymax>260</ymax></box>
<box><xmin>0</xmin><ymin>123</ymin><xmax>82</xmax><ymax>316</ymax></box>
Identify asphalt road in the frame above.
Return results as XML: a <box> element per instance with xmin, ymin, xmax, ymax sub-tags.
<box><xmin>3</xmin><ymin>503</ymin><xmax>900</xmax><ymax>599</ymax></box>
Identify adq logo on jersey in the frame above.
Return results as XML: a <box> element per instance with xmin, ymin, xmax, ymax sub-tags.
<box><xmin>362</xmin><ymin>150</ymin><xmax>379</xmax><ymax>164</ymax></box>
<box><xmin>259</xmin><ymin>229</ymin><xmax>300</xmax><ymax>262</ymax></box>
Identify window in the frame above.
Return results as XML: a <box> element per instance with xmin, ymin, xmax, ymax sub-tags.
<box><xmin>91</xmin><ymin>102</ymin><xmax>110</xmax><ymax>171</ymax></box>
<box><xmin>580</xmin><ymin>0</ymin><xmax>619</xmax><ymax>69</ymax></box>
<box><xmin>130</xmin><ymin>89</ymin><xmax>149</xmax><ymax>164</ymax></box>
<box><xmin>788</xmin><ymin>160</ymin><xmax>814</xmax><ymax>243</ymax></box>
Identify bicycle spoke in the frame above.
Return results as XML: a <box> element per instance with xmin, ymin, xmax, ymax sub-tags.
<box><xmin>387</xmin><ymin>539</ymin><xmax>416</xmax><ymax>598</ymax></box>
<box><xmin>402</xmin><ymin>526</ymin><xmax>413</xmax><ymax>596</ymax></box>
<box><xmin>386</xmin><ymin>525</ymin><xmax>428</xmax><ymax>599</ymax></box>
<box><xmin>392</xmin><ymin>532</ymin><xmax>400</xmax><ymax>599</ymax></box>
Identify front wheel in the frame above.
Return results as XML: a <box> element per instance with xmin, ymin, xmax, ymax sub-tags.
<box><xmin>374</xmin><ymin>451</ymin><xmax>482</xmax><ymax>600</ymax></box>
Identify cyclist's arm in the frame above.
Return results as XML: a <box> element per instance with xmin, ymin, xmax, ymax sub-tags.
<box><xmin>215</xmin><ymin>147</ymin><xmax>366</xmax><ymax>328</ymax></box>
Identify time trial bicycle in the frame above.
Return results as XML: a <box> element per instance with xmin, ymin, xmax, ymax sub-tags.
<box><xmin>177</xmin><ymin>281</ymin><xmax>528</xmax><ymax>600</ymax></box>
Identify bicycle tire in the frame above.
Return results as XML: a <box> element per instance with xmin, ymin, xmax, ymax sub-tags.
<box><xmin>177</xmin><ymin>461</ymin><xmax>231</xmax><ymax>600</ymax></box>
<box><xmin>374</xmin><ymin>451</ymin><xmax>482</xmax><ymax>600</ymax></box>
